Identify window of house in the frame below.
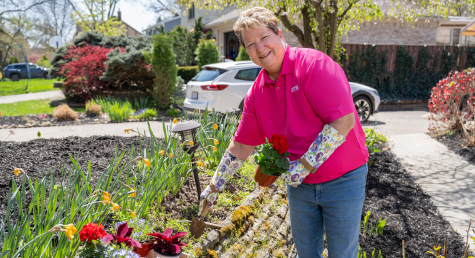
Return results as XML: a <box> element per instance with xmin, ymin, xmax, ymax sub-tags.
<box><xmin>451</xmin><ymin>29</ymin><xmax>461</xmax><ymax>45</ymax></box>
<box><xmin>188</xmin><ymin>4</ymin><xmax>195</xmax><ymax>20</ymax></box>
<box><xmin>235</xmin><ymin>68</ymin><xmax>262</xmax><ymax>81</ymax></box>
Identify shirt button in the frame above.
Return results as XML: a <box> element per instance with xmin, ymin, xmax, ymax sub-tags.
<box><xmin>276</xmin><ymin>87</ymin><xmax>280</xmax><ymax>90</ymax></box>
<box><xmin>280</xmin><ymin>100</ymin><xmax>283</xmax><ymax>103</ymax></box>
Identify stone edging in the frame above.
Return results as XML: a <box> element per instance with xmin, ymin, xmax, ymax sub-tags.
<box><xmin>192</xmin><ymin>185</ymin><xmax>296</xmax><ymax>258</ymax></box>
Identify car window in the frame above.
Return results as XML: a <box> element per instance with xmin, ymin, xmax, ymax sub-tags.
<box><xmin>14</xmin><ymin>64</ymin><xmax>26</xmax><ymax>69</ymax></box>
<box><xmin>235</xmin><ymin>68</ymin><xmax>262</xmax><ymax>81</ymax></box>
<box><xmin>29</xmin><ymin>65</ymin><xmax>37</xmax><ymax>69</ymax></box>
<box><xmin>192</xmin><ymin>68</ymin><xmax>228</xmax><ymax>82</ymax></box>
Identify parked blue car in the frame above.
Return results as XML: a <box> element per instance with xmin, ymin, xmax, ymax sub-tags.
<box><xmin>2</xmin><ymin>63</ymin><xmax>51</xmax><ymax>81</ymax></box>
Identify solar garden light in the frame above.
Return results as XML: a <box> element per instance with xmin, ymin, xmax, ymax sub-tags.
<box><xmin>172</xmin><ymin>121</ymin><xmax>202</xmax><ymax>201</ymax></box>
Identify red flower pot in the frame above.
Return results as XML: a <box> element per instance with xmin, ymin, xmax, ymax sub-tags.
<box><xmin>133</xmin><ymin>241</ymin><xmax>155</xmax><ymax>257</ymax></box>
<box><xmin>254</xmin><ymin>165</ymin><xmax>279</xmax><ymax>187</ymax></box>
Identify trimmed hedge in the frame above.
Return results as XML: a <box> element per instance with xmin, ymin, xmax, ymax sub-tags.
<box><xmin>177</xmin><ymin>66</ymin><xmax>199</xmax><ymax>83</ymax></box>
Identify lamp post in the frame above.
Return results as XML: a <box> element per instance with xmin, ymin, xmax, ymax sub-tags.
<box><xmin>171</xmin><ymin>121</ymin><xmax>202</xmax><ymax>200</ymax></box>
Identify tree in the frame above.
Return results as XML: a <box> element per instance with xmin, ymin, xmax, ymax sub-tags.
<box><xmin>69</xmin><ymin>0</ymin><xmax>125</xmax><ymax>36</ymax></box>
<box><xmin>147</xmin><ymin>0</ymin><xmax>179</xmax><ymax>18</ymax></box>
<box><xmin>145</xmin><ymin>34</ymin><xmax>177</xmax><ymax>108</ymax></box>
<box><xmin>34</xmin><ymin>0</ymin><xmax>75</xmax><ymax>41</ymax></box>
<box><xmin>36</xmin><ymin>55</ymin><xmax>52</xmax><ymax>67</ymax></box>
<box><xmin>0</xmin><ymin>0</ymin><xmax>52</xmax><ymax>16</ymax></box>
<box><xmin>236</xmin><ymin>45</ymin><xmax>250</xmax><ymax>61</ymax></box>
<box><xmin>0</xmin><ymin>13</ymin><xmax>33</xmax><ymax>69</ymax></box>
<box><xmin>179</xmin><ymin>0</ymin><xmax>475</xmax><ymax>61</ymax></box>
<box><xmin>195</xmin><ymin>39</ymin><xmax>219</xmax><ymax>70</ymax></box>
<box><xmin>9</xmin><ymin>57</ymin><xmax>20</xmax><ymax>64</ymax></box>
<box><xmin>167</xmin><ymin>17</ymin><xmax>203</xmax><ymax>66</ymax></box>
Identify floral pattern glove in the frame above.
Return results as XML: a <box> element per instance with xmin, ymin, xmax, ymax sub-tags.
<box><xmin>281</xmin><ymin>124</ymin><xmax>346</xmax><ymax>187</ymax></box>
<box><xmin>199</xmin><ymin>150</ymin><xmax>244</xmax><ymax>212</ymax></box>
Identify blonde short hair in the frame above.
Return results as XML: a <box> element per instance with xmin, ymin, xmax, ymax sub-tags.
<box><xmin>233</xmin><ymin>7</ymin><xmax>279</xmax><ymax>46</ymax></box>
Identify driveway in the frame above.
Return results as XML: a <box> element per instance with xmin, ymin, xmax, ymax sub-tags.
<box><xmin>362</xmin><ymin>110</ymin><xmax>430</xmax><ymax>136</ymax></box>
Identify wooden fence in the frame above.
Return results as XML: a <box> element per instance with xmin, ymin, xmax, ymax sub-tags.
<box><xmin>341</xmin><ymin>44</ymin><xmax>475</xmax><ymax>73</ymax></box>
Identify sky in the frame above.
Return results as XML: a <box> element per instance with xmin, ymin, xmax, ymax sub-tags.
<box><xmin>115</xmin><ymin>0</ymin><xmax>170</xmax><ymax>32</ymax></box>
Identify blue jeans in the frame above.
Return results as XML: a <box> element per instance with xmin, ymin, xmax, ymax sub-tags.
<box><xmin>286</xmin><ymin>163</ymin><xmax>368</xmax><ymax>258</ymax></box>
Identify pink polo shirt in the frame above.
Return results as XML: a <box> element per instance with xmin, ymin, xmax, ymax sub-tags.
<box><xmin>234</xmin><ymin>45</ymin><xmax>369</xmax><ymax>184</ymax></box>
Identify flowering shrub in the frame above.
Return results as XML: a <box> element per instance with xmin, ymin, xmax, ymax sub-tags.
<box><xmin>254</xmin><ymin>133</ymin><xmax>291</xmax><ymax>176</ymax></box>
<box><xmin>59</xmin><ymin>44</ymin><xmax>115</xmax><ymax>102</ymax></box>
<box><xmin>428</xmin><ymin>68</ymin><xmax>475</xmax><ymax>146</ymax></box>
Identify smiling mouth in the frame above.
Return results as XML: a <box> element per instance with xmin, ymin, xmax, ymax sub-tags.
<box><xmin>259</xmin><ymin>51</ymin><xmax>271</xmax><ymax>59</ymax></box>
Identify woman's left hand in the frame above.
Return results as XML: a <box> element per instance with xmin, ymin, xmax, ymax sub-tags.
<box><xmin>280</xmin><ymin>159</ymin><xmax>310</xmax><ymax>187</ymax></box>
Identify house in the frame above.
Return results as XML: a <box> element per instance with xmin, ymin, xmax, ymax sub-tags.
<box><xmin>74</xmin><ymin>10</ymin><xmax>142</xmax><ymax>38</ymax></box>
<box><xmin>144</xmin><ymin>14</ymin><xmax>182</xmax><ymax>35</ymax></box>
<box><xmin>179</xmin><ymin>5</ymin><xmax>475</xmax><ymax>61</ymax></box>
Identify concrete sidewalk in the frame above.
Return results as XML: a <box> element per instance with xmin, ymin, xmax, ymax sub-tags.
<box><xmin>0</xmin><ymin>90</ymin><xmax>64</xmax><ymax>104</ymax></box>
<box><xmin>390</xmin><ymin>133</ymin><xmax>475</xmax><ymax>249</ymax></box>
<box><xmin>0</xmin><ymin>121</ymin><xmax>169</xmax><ymax>142</ymax></box>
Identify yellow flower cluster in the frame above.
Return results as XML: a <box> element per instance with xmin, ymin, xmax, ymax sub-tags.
<box><xmin>14</xmin><ymin>168</ymin><xmax>22</xmax><ymax>176</ymax></box>
<box><xmin>143</xmin><ymin>159</ymin><xmax>151</xmax><ymax>167</ymax></box>
<box><xmin>124</xmin><ymin>129</ymin><xmax>131</xmax><ymax>134</ymax></box>
<box><xmin>49</xmin><ymin>224</ymin><xmax>77</xmax><ymax>240</ymax></box>
<box><xmin>102</xmin><ymin>191</ymin><xmax>111</xmax><ymax>205</ymax></box>
<box><xmin>159</xmin><ymin>150</ymin><xmax>165</xmax><ymax>156</ymax></box>
<box><xmin>111</xmin><ymin>202</ymin><xmax>120</xmax><ymax>211</ymax></box>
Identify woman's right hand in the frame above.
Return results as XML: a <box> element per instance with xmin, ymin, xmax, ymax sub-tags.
<box><xmin>199</xmin><ymin>185</ymin><xmax>219</xmax><ymax>211</ymax></box>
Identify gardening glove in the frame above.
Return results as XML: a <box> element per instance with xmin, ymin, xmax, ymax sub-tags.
<box><xmin>200</xmin><ymin>149</ymin><xmax>245</xmax><ymax>212</ymax></box>
<box><xmin>281</xmin><ymin>124</ymin><xmax>346</xmax><ymax>187</ymax></box>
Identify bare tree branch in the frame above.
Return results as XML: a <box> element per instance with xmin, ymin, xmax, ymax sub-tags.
<box><xmin>0</xmin><ymin>0</ymin><xmax>51</xmax><ymax>16</ymax></box>
<box><xmin>275</xmin><ymin>7</ymin><xmax>307</xmax><ymax>48</ymax></box>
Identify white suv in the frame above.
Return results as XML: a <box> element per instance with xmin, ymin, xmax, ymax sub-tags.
<box><xmin>183</xmin><ymin>61</ymin><xmax>380</xmax><ymax>123</ymax></box>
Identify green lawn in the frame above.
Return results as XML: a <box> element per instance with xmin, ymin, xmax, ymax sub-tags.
<box><xmin>0</xmin><ymin>99</ymin><xmax>85</xmax><ymax>116</ymax></box>
<box><xmin>0</xmin><ymin>78</ymin><xmax>60</xmax><ymax>96</ymax></box>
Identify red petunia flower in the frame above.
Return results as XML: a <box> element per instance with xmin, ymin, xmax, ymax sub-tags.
<box><xmin>79</xmin><ymin>223</ymin><xmax>107</xmax><ymax>242</ymax></box>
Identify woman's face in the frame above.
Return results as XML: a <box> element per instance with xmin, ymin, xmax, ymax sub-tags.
<box><xmin>241</xmin><ymin>25</ymin><xmax>286</xmax><ymax>74</ymax></box>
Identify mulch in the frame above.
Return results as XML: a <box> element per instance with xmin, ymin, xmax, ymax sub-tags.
<box><xmin>437</xmin><ymin>130</ymin><xmax>475</xmax><ymax>165</ymax></box>
<box><xmin>360</xmin><ymin>149</ymin><xmax>470</xmax><ymax>257</ymax></box>
<box><xmin>0</xmin><ymin>136</ymin><xmax>470</xmax><ymax>257</ymax></box>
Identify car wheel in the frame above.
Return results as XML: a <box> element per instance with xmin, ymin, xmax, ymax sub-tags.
<box><xmin>44</xmin><ymin>73</ymin><xmax>49</xmax><ymax>79</ymax></box>
<box><xmin>10</xmin><ymin>74</ymin><xmax>20</xmax><ymax>81</ymax></box>
<box><xmin>354</xmin><ymin>96</ymin><xmax>372</xmax><ymax>124</ymax></box>
<box><xmin>238</xmin><ymin>100</ymin><xmax>244</xmax><ymax>112</ymax></box>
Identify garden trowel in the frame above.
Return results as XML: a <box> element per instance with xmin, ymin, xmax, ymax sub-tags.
<box><xmin>189</xmin><ymin>199</ymin><xmax>222</xmax><ymax>238</ymax></box>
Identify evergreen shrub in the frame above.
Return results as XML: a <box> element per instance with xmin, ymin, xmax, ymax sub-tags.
<box><xmin>8</xmin><ymin>56</ymin><xmax>20</xmax><ymax>64</ymax></box>
<box><xmin>236</xmin><ymin>46</ymin><xmax>251</xmax><ymax>61</ymax></box>
<box><xmin>177</xmin><ymin>66</ymin><xmax>199</xmax><ymax>82</ymax></box>
<box><xmin>36</xmin><ymin>55</ymin><xmax>52</xmax><ymax>68</ymax></box>
<box><xmin>195</xmin><ymin>40</ymin><xmax>220</xmax><ymax>70</ymax></box>
<box><xmin>145</xmin><ymin>34</ymin><xmax>177</xmax><ymax>108</ymax></box>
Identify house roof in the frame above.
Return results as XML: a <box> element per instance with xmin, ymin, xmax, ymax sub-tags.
<box><xmin>461</xmin><ymin>20</ymin><xmax>475</xmax><ymax>36</ymax></box>
<box><xmin>204</xmin><ymin>9</ymin><xmax>240</xmax><ymax>28</ymax></box>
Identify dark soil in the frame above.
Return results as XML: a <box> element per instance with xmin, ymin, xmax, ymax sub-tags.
<box><xmin>437</xmin><ymin>131</ymin><xmax>475</xmax><ymax>164</ymax></box>
<box><xmin>360</xmin><ymin>149</ymin><xmax>470</xmax><ymax>257</ymax></box>
<box><xmin>0</xmin><ymin>136</ymin><xmax>251</xmax><ymax>224</ymax></box>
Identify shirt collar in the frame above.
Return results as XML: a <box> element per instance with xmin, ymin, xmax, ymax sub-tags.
<box><xmin>260</xmin><ymin>44</ymin><xmax>294</xmax><ymax>86</ymax></box>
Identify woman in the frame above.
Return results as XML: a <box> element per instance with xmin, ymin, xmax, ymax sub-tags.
<box><xmin>200</xmin><ymin>7</ymin><xmax>369</xmax><ymax>258</ymax></box>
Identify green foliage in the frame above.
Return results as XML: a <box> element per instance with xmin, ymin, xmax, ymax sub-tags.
<box><xmin>36</xmin><ymin>55</ymin><xmax>51</xmax><ymax>68</ymax></box>
<box><xmin>134</xmin><ymin>108</ymin><xmax>157</xmax><ymax>120</ymax></box>
<box><xmin>94</xmin><ymin>97</ymin><xmax>134</xmax><ymax>122</ymax></box>
<box><xmin>195</xmin><ymin>40</ymin><xmax>220</xmax><ymax>70</ymax></box>
<box><xmin>361</xmin><ymin>210</ymin><xmax>386</xmax><ymax>238</ymax></box>
<box><xmin>177</xmin><ymin>66</ymin><xmax>199</xmax><ymax>82</ymax></box>
<box><xmin>78</xmin><ymin>241</ymin><xmax>107</xmax><ymax>258</ymax></box>
<box><xmin>363</xmin><ymin>128</ymin><xmax>388</xmax><ymax>154</ymax></box>
<box><xmin>358</xmin><ymin>246</ymin><xmax>384</xmax><ymax>258</ymax></box>
<box><xmin>8</xmin><ymin>56</ymin><xmax>19</xmax><ymax>64</ymax></box>
<box><xmin>132</xmin><ymin>96</ymin><xmax>151</xmax><ymax>110</ymax></box>
<box><xmin>467</xmin><ymin>48</ymin><xmax>475</xmax><ymax>68</ymax></box>
<box><xmin>236</xmin><ymin>46</ymin><xmax>251</xmax><ymax>61</ymax></box>
<box><xmin>254</xmin><ymin>142</ymin><xmax>290</xmax><ymax>176</ymax></box>
<box><xmin>0</xmin><ymin>78</ymin><xmax>57</xmax><ymax>96</ymax></box>
<box><xmin>145</xmin><ymin>34</ymin><xmax>177</xmax><ymax>108</ymax></box>
<box><xmin>169</xmin><ymin>25</ymin><xmax>197</xmax><ymax>66</ymax></box>
<box><xmin>166</xmin><ymin>108</ymin><xmax>182</xmax><ymax>117</ymax></box>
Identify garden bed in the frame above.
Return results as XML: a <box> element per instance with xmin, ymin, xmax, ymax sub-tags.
<box><xmin>360</xmin><ymin>148</ymin><xmax>470</xmax><ymax>257</ymax></box>
<box><xmin>436</xmin><ymin>130</ymin><xmax>475</xmax><ymax>164</ymax></box>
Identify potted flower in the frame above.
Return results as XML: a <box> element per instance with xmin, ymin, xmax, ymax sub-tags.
<box><xmin>114</xmin><ymin>219</ymin><xmax>156</xmax><ymax>257</ymax></box>
<box><xmin>102</xmin><ymin>222</ymin><xmax>142</xmax><ymax>250</ymax></box>
<box><xmin>147</xmin><ymin>228</ymin><xmax>187</xmax><ymax>258</ymax></box>
<box><xmin>77</xmin><ymin>223</ymin><xmax>108</xmax><ymax>258</ymax></box>
<box><xmin>254</xmin><ymin>133</ymin><xmax>290</xmax><ymax>187</ymax></box>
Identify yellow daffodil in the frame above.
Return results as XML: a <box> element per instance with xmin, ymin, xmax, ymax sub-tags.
<box><xmin>54</xmin><ymin>184</ymin><xmax>60</xmax><ymax>190</ymax></box>
<box><xmin>14</xmin><ymin>168</ymin><xmax>22</xmax><ymax>176</ymax></box>
<box><xmin>130</xmin><ymin>191</ymin><xmax>136</xmax><ymax>198</ymax></box>
<box><xmin>63</xmin><ymin>224</ymin><xmax>77</xmax><ymax>240</ymax></box>
<box><xmin>212</xmin><ymin>146</ymin><xmax>217</xmax><ymax>152</ymax></box>
<box><xmin>111</xmin><ymin>202</ymin><xmax>120</xmax><ymax>211</ymax></box>
<box><xmin>102</xmin><ymin>191</ymin><xmax>111</xmax><ymax>205</ymax></box>
<box><xmin>175</xmin><ymin>109</ymin><xmax>179</xmax><ymax>112</ymax></box>
<box><xmin>198</xmin><ymin>162</ymin><xmax>204</xmax><ymax>168</ymax></box>
<box><xmin>124</xmin><ymin>129</ymin><xmax>130</xmax><ymax>134</ymax></box>
<box><xmin>131</xmin><ymin>211</ymin><xmax>137</xmax><ymax>218</ymax></box>
<box><xmin>168</xmin><ymin>154</ymin><xmax>173</xmax><ymax>158</ymax></box>
<box><xmin>189</xmin><ymin>141</ymin><xmax>194</xmax><ymax>147</ymax></box>
<box><xmin>213</xmin><ymin>139</ymin><xmax>219</xmax><ymax>145</ymax></box>
<box><xmin>143</xmin><ymin>159</ymin><xmax>151</xmax><ymax>167</ymax></box>
<box><xmin>213</xmin><ymin>124</ymin><xmax>218</xmax><ymax>130</ymax></box>
<box><xmin>159</xmin><ymin>150</ymin><xmax>165</xmax><ymax>156</ymax></box>
<box><xmin>173</xmin><ymin>118</ymin><xmax>177</xmax><ymax>124</ymax></box>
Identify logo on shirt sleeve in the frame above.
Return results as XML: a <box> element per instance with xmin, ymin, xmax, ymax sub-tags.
<box><xmin>291</xmin><ymin>85</ymin><xmax>299</xmax><ymax>93</ymax></box>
